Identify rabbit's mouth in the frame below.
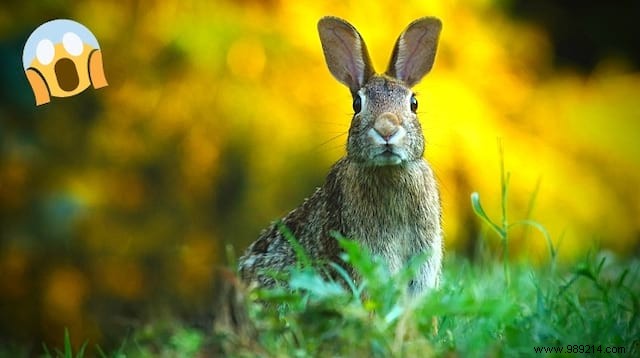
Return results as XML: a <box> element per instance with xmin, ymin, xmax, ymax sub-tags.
<box><xmin>371</xmin><ymin>147</ymin><xmax>404</xmax><ymax>166</ymax></box>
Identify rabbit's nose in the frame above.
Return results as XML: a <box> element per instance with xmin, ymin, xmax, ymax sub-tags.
<box><xmin>374</xmin><ymin>112</ymin><xmax>400</xmax><ymax>142</ymax></box>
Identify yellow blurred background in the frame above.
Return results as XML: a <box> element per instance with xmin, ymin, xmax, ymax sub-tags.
<box><xmin>0</xmin><ymin>0</ymin><xmax>638</xmax><ymax>350</ymax></box>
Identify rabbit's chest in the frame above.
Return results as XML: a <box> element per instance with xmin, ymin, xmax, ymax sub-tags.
<box><xmin>364</xmin><ymin>225</ymin><xmax>419</xmax><ymax>272</ymax></box>
<box><xmin>337</xmin><ymin>160</ymin><xmax>441</xmax><ymax>272</ymax></box>
<box><xmin>343</xmin><ymin>201</ymin><xmax>429</xmax><ymax>270</ymax></box>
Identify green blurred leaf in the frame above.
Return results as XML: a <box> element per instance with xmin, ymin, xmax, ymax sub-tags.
<box><xmin>471</xmin><ymin>192</ymin><xmax>504</xmax><ymax>239</ymax></box>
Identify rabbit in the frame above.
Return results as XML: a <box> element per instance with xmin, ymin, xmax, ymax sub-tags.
<box><xmin>238</xmin><ymin>16</ymin><xmax>443</xmax><ymax>295</ymax></box>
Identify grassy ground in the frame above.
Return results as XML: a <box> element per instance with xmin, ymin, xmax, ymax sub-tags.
<box><xmin>15</xmin><ymin>164</ymin><xmax>640</xmax><ymax>357</ymax></box>
<box><xmin>36</xmin><ymin>242</ymin><xmax>639</xmax><ymax>357</ymax></box>
<box><xmin>36</xmin><ymin>204</ymin><xmax>639</xmax><ymax>357</ymax></box>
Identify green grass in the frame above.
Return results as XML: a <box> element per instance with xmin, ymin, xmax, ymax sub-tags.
<box><xmin>38</xmin><ymin>210</ymin><xmax>639</xmax><ymax>357</ymax></box>
<box><xmin>26</xmin><ymin>153</ymin><xmax>640</xmax><ymax>356</ymax></box>
<box><xmin>224</xmin><ymin>234</ymin><xmax>639</xmax><ymax>357</ymax></box>
<box><xmin>37</xmin><ymin>242</ymin><xmax>639</xmax><ymax>357</ymax></box>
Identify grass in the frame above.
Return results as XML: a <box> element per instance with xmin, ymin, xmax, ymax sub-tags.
<box><xmin>38</xmin><ymin>240</ymin><xmax>640</xmax><ymax>357</ymax></box>
<box><xmin>25</xmin><ymin>154</ymin><xmax>640</xmax><ymax>356</ymax></box>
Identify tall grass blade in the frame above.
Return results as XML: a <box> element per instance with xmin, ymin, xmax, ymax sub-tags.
<box><xmin>470</xmin><ymin>192</ymin><xmax>504</xmax><ymax>238</ymax></box>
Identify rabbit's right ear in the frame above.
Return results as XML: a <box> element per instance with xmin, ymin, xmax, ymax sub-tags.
<box><xmin>318</xmin><ymin>17</ymin><xmax>375</xmax><ymax>94</ymax></box>
<box><xmin>386</xmin><ymin>17</ymin><xmax>442</xmax><ymax>87</ymax></box>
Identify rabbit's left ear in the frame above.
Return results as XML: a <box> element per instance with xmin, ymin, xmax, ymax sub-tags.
<box><xmin>318</xmin><ymin>16</ymin><xmax>375</xmax><ymax>94</ymax></box>
<box><xmin>386</xmin><ymin>17</ymin><xmax>442</xmax><ymax>87</ymax></box>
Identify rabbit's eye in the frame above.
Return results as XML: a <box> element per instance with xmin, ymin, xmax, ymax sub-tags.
<box><xmin>410</xmin><ymin>95</ymin><xmax>418</xmax><ymax>113</ymax></box>
<box><xmin>352</xmin><ymin>96</ymin><xmax>362</xmax><ymax>114</ymax></box>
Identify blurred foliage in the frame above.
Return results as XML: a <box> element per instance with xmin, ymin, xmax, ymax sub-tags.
<box><xmin>0</xmin><ymin>0</ymin><xmax>638</xmax><ymax>351</ymax></box>
<box><xmin>503</xmin><ymin>0</ymin><xmax>640</xmax><ymax>72</ymax></box>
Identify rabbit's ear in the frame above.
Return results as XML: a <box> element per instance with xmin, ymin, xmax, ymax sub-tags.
<box><xmin>318</xmin><ymin>16</ymin><xmax>375</xmax><ymax>94</ymax></box>
<box><xmin>386</xmin><ymin>17</ymin><xmax>442</xmax><ymax>87</ymax></box>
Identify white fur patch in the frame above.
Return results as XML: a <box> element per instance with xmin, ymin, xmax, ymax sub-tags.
<box><xmin>357</xmin><ymin>88</ymin><xmax>366</xmax><ymax>111</ymax></box>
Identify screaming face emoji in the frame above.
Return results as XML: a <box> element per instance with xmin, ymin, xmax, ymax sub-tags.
<box><xmin>22</xmin><ymin>19</ymin><xmax>107</xmax><ymax>106</ymax></box>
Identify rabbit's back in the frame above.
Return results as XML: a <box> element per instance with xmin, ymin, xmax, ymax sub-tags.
<box><xmin>238</xmin><ymin>186</ymin><xmax>338</xmax><ymax>287</ymax></box>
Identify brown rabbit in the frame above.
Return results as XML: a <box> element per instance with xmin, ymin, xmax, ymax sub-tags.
<box><xmin>238</xmin><ymin>16</ymin><xmax>443</xmax><ymax>295</ymax></box>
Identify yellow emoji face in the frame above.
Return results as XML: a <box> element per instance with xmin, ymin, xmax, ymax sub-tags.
<box><xmin>22</xmin><ymin>19</ymin><xmax>108</xmax><ymax>106</ymax></box>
